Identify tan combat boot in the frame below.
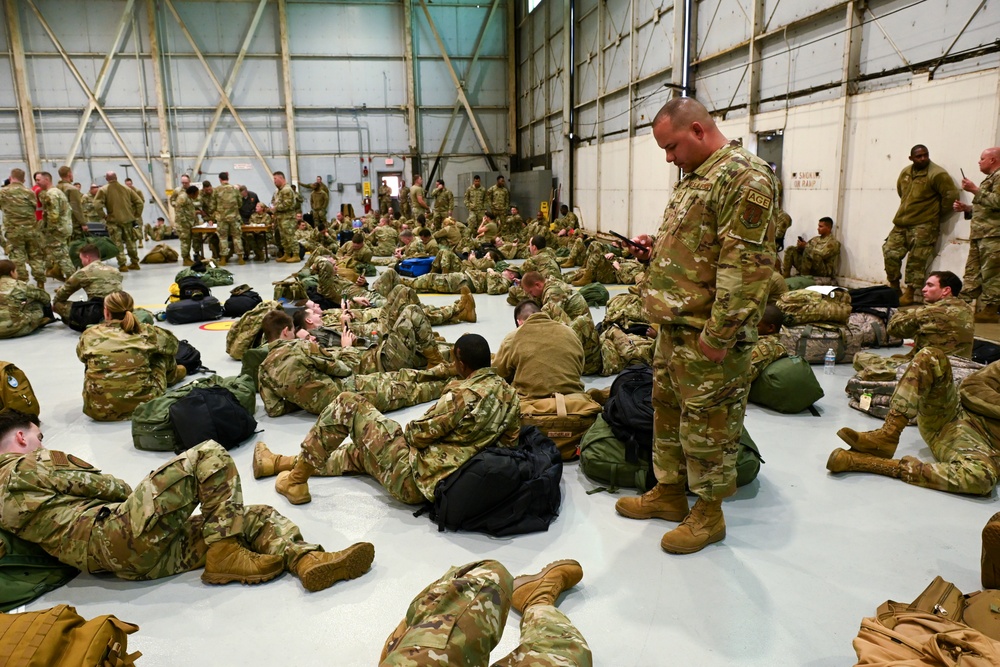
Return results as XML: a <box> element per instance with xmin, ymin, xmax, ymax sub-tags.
<box><xmin>183</xmin><ymin>258</ymin><xmax>194</xmax><ymax>267</ymax></box>
<box><xmin>982</xmin><ymin>512</ymin><xmax>1000</xmax><ymax>589</ymax></box>
<box><xmin>119</xmin><ymin>265</ymin><xmax>129</xmax><ymax>273</ymax></box>
<box><xmin>422</xmin><ymin>344</ymin><xmax>446</xmax><ymax>369</ymax></box>
<box><xmin>976</xmin><ymin>303</ymin><xmax>1000</xmax><ymax>324</ymax></box>
<box><xmin>825</xmin><ymin>448</ymin><xmax>903</xmax><ymax>479</ymax></box>
<box><xmin>835</xmin><ymin>410</ymin><xmax>908</xmax><ymax>458</ymax></box>
<box><xmin>511</xmin><ymin>559</ymin><xmax>583</xmax><ymax>613</ymax></box>
<box><xmin>571</xmin><ymin>269</ymin><xmax>593</xmax><ymax>287</ymax></box>
<box><xmin>128</xmin><ymin>262</ymin><xmax>141</xmax><ymax>271</ymax></box>
<box><xmin>294</xmin><ymin>542</ymin><xmax>375</xmax><ymax>592</ymax></box>
<box><xmin>587</xmin><ymin>387</ymin><xmax>611</xmax><ymax>405</ymax></box>
<box><xmin>218</xmin><ymin>256</ymin><xmax>228</xmax><ymax>266</ymax></box>
<box><xmin>201</xmin><ymin>537</ymin><xmax>284</xmax><ymax>585</ymax></box>
<box><xmin>559</xmin><ymin>258</ymin><xmax>576</xmax><ymax>269</ymax></box>
<box><xmin>457</xmin><ymin>286</ymin><xmax>477</xmax><ymax>323</ymax></box>
<box><xmin>275</xmin><ymin>458</ymin><xmax>316</xmax><ymax>505</ymax></box>
<box><xmin>615</xmin><ymin>483</ymin><xmax>689</xmax><ymax>522</ymax></box>
<box><xmin>899</xmin><ymin>286</ymin><xmax>915</xmax><ymax>306</ymax></box>
<box><xmin>238</xmin><ymin>257</ymin><xmax>246</xmax><ymax>265</ymax></box>
<box><xmin>253</xmin><ymin>441</ymin><xmax>296</xmax><ymax>479</ymax></box>
<box><xmin>660</xmin><ymin>498</ymin><xmax>726</xmax><ymax>555</ymax></box>
<box><xmin>35</xmin><ymin>280</ymin><xmax>46</xmax><ymax>290</ymax></box>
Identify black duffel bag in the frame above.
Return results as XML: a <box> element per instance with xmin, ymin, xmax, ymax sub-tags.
<box><xmin>165</xmin><ymin>296</ymin><xmax>223</xmax><ymax>325</ymax></box>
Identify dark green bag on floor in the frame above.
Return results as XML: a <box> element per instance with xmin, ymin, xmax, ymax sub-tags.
<box><xmin>578</xmin><ymin>282</ymin><xmax>610</xmax><ymax>307</ymax></box>
<box><xmin>240</xmin><ymin>345</ymin><xmax>271</xmax><ymax>390</ymax></box>
<box><xmin>0</xmin><ymin>528</ymin><xmax>78</xmax><ymax>612</ymax></box>
<box><xmin>69</xmin><ymin>236</ymin><xmax>118</xmax><ymax>268</ymax></box>
<box><xmin>749</xmin><ymin>355</ymin><xmax>824</xmax><ymax>414</ymax></box>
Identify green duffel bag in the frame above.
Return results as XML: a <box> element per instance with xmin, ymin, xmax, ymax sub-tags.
<box><xmin>69</xmin><ymin>236</ymin><xmax>118</xmax><ymax>268</ymax></box>
<box><xmin>131</xmin><ymin>374</ymin><xmax>257</xmax><ymax>452</ymax></box>
<box><xmin>134</xmin><ymin>307</ymin><xmax>155</xmax><ymax>325</ymax></box>
<box><xmin>749</xmin><ymin>355</ymin><xmax>825</xmax><ymax>414</ymax></box>
<box><xmin>784</xmin><ymin>275</ymin><xmax>816</xmax><ymax>291</ymax></box>
<box><xmin>240</xmin><ymin>345</ymin><xmax>271</xmax><ymax>390</ymax></box>
<box><xmin>578</xmin><ymin>282</ymin><xmax>610</xmax><ymax>307</ymax></box>
<box><xmin>174</xmin><ymin>266</ymin><xmax>234</xmax><ymax>288</ymax></box>
<box><xmin>580</xmin><ymin>416</ymin><xmax>763</xmax><ymax>491</ymax></box>
<box><xmin>0</xmin><ymin>528</ymin><xmax>78</xmax><ymax>612</ymax></box>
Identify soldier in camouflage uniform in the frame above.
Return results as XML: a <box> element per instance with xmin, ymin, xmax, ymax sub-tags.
<box><xmin>487</xmin><ymin>176</ymin><xmax>511</xmax><ymax>230</ymax></box>
<box><xmin>620</xmin><ymin>98</ymin><xmax>778</xmax><ymax>555</ymax></box>
<box><xmin>499</xmin><ymin>205</ymin><xmax>524</xmax><ymax>241</ymax></box>
<box><xmin>386</xmin><ymin>265</ymin><xmax>515</xmax><ymax>295</ymax></box>
<box><xmin>853</xmin><ymin>271</ymin><xmax>974</xmax><ymax>381</ymax></box>
<box><xmin>214</xmin><ymin>172</ymin><xmax>244</xmax><ymax>266</ymax></box>
<box><xmin>56</xmin><ymin>166</ymin><xmax>86</xmax><ymax>241</ymax></box>
<box><xmin>829</xmin><ymin>347</ymin><xmax>1000</xmax><ymax>496</ymax></box>
<box><xmin>173</xmin><ymin>185</ymin><xmax>199</xmax><ymax>266</ymax></box>
<box><xmin>94</xmin><ymin>172</ymin><xmax>143</xmax><ymax>271</ymax></box>
<box><xmin>0</xmin><ymin>169</ymin><xmax>46</xmax><ymax>286</ymax></box>
<box><xmin>0</xmin><ymin>259</ymin><xmax>51</xmax><ymax>338</ymax></box>
<box><xmin>38</xmin><ymin>173</ymin><xmax>76</xmax><ymax>282</ymax></box>
<box><xmin>883</xmin><ymin>145</ymin><xmax>960</xmax><ymax>305</ymax></box>
<box><xmin>748</xmin><ymin>305</ymin><xmax>788</xmax><ymax>383</ymax></box>
<box><xmin>298</xmin><ymin>176</ymin><xmax>330</xmax><ymax>228</ymax></box>
<box><xmin>381</xmin><ymin>559</ymin><xmax>591</xmax><ymax>667</ymax></box>
<box><xmin>76</xmin><ymin>291</ymin><xmax>187</xmax><ymax>421</ymax></box>
<box><xmin>429</xmin><ymin>180</ymin><xmax>454</xmax><ymax>230</ymax></box>
<box><xmin>272</xmin><ymin>171</ymin><xmax>301</xmax><ymax>263</ymax></box>
<box><xmin>599</xmin><ymin>325</ymin><xmax>656</xmax><ymax>376</ymax></box>
<box><xmin>782</xmin><ymin>217</ymin><xmax>841</xmax><ymax>280</ymax></box>
<box><xmin>954</xmin><ymin>147</ymin><xmax>1000</xmax><ymax>322</ymax></box>
<box><xmin>0</xmin><ymin>412</ymin><xmax>375</xmax><ymax>591</ymax></box>
<box><xmin>518</xmin><ymin>271</ymin><xmax>591</xmax><ymax>320</ymax></box>
<box><xmin>378</xmin><ymin>180</ymin><xmax>392</xmax><ymax>215</ymax></box>
<box><xmin>81</xmin><ymin>183</ymin><xmax>102</xmax><ymax>225</ymax></box>
<box><xmin>254</xmin><ymin>334</ymin><xmax>520</xmax><ymax>507</ymax></box>
<box><xmin>410</xmin><ymin>176</ymin><xmax>430</xmax><ymax>221</ymax></box>
<box><xmin>52</xmin><ymin>244</ymin><xmax>123</xmax><ymax>320</ymax></box>
<box><xmin>371</xmin><ymin>218</ymin><xmax>400</xmax><ymax>256</ymax></box>
<box><xmin>246</xmin><ymin>202</ymin><xmax>274</xmax><ymax>262</ymax></box>
<box><xmin>464</xmin><ymin>175</ymin><xmax>487</xmax><ymax>226</ymax></box>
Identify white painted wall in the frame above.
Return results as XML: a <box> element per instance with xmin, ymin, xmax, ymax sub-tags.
<box><xmin>573</xmin><ymin>68</ymin><xmax>1000</xmax><ymax>285</ymax></box>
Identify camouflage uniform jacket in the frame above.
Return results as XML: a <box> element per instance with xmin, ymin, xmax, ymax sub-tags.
<box><xmin>53</xmin><ymin>260</ymin><xmax>123</xmax><ymax>305</ymax></box>
<box><xmin>0</xmin><ymin>182</ymin><xmax>37</xmax><ymax>227</ymax></box>
<box><xmin>464</xmin><ymin>185</ymin><xmax>486</xmax><ymax>215</ymax></box>
<box><xmin>644</xmin><ymin>141</ymin><xmax>778</xmax><ymax>350</ymax></box>
<box><xmin>0</xmin><ymin>275</ymin><xmax>50</xmax><ymax>335</ymax></box>
<box><xmin>81</xmin><ymin>193</ymin><xmax>101</xmax><ymax>222</ymax></box>
<box><xmin>213</xmin><ymin>183</ymin><xmax>242</xmax><ymax>222</ymax></box>
<box><xmin>198</xmin><ymin>191</ymin><xmax>216</xmax><ymax>223</ymax></box>
<box><xmin>432</xmin><ymin>188</ymin><xmax>454</xmax><ymax>216</ymax></box>
<box><xmin>0</xmin><ymin>448</ymin><xmax>131</xmax><ymax>571</ymax></box>
<box><xmin>336</xmin><ymin>242</ymin><xmax>374</xmax><ymax>267</ymax></box>
<box><xmin>173</xmin><ymin>192</ymin><xmax>196</xmax><ymax>227</ymax></box>
<box><xmin>893</xmin><ymin>162</ymin><xmax>959</xmax><ymax>228</ymax></box>
<box><xmin>259</xmin><ymin>339</ymin><xmax>353</xmax><ymax>416</ymax></box>
<box><xmin>774</xmin><ymin>209</ymin><xmax>792</xmax><ymax>240</ymax></box>
<box><xmin>970</xmin><ymin>170</ymin><xmax>1000</xmax><ymax>239</ymax></box>
<box><xmin>543</xmin><ymin>280</ymin><xmax>590</xmax><ymax>319</ymax></box>
<box><xmin>957</xmin><ymin>360</ymin><xmax>1000</xmax><ymax>444</ymax></box>
<box><xmin>247</xmin><ymin>210</ymin><xmax>272</xmax><ymax>227</ymax></box>
<box><xmin>749</xmin><ymin>334</ymin><xmax>788</xmax><ymax>383</ymax></box>
<box><xmin>94</xmin><ymin>182</ymin><xmax>142</xmax><ymax>224</ymax></box>
<box><xmin>41</xmin><ymin>187</ymin><xmax>72</xmax><ymax>237</ymax></box>
<box><xmin>887</xmin><ymin>296</ymin><xmax>974</xmax><ymax>358</ymax></box>
<box><xmin>523</xmin><ymin>247</ymin><xmax>564</xmax><ymax>283</ymax></box>
<box><xmin>57</xmin><ymin>180</ymin><xmax>85</xmax><ymax>229</ymax></box>
<box><xmin>803</xmin><ymin>234</ymin><xmax>841</xmax><ymax>277</ymax></box>
<box><xmin>372</xmin><ymin>226</ymin><xmax>400</xmax><ymax>254</ymax></box>
<box><xmin>403</xmin><ymin>239</ymin><xmax>432</xmax><ymax>258</ymax></box>
<box><xmin>76</xmin><ymin>322</ymin><xmax>181</xmax><ymax>421</ymax></box>
<box><xmin>272</xmin><ymin>184</ymin><xmax>298</xmax><ymax>217</ymax></box>
<box><xmin>486</xmin><ymin>184</ymin><xmax>510</xmax><ymax>217</ymax></box>
<box><xmin>432</xmin><ymin>225</ymin><xmax>462</xmax><ymax>249</ymax></box>
<box><xmin>405</xmin><ymin>368</ymin><xmax>521</xmax><ymax>501</ymax></box>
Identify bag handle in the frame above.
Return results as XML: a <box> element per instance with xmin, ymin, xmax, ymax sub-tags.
<box><xmin>554</xmin><ymin>393</ymin><xmax>568</xmax><ymax>418</ymax></box>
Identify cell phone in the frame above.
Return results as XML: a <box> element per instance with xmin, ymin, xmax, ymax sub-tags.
<box><xmin>961</xmin><ymin>168</ymin><xmax>966</xmax><ymax>179</ymax></box>
<box><xmin>798</xmin><ymin>235</ymin><xmax>806</xmax><ymax>242</ymax></box>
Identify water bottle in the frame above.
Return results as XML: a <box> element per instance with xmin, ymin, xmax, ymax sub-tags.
<box><xmin>824</xmin><ymin>348</ymin><xmax>836</xmax><ymax>375</ymax></box>
<box><xmin>370</xmin><ymin>330</ymin><xmax>380</xmax><ymax>348</ymax></box>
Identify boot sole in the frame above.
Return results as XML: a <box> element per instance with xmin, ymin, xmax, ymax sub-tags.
<box><xmin>983</xmin><ymin>513</ymin><xmax>1000</xmax><ymax>588</ymax></box>
<box><xmin>252</xmin><ymin>442</ymin><xmax>274</xmax><ymax>479</ymax></box>
<box><xmin>511</xmin><ymin>559</ymin><xmax>581</xmax><ymax>593</ymax></box>
<box><xmin>201</xmin><ymin>566</ymin><xmax>283</xmax><ymax>586</ymax></box>
<box><xmin>661</xmin><ymin>527</ymin><xmax>726</xmax><ymax>555</ymax></box>
<box><xmin>300</xmin><ymin>543</ymin><xmax>375</xmax><ymax>592</ymax></box>
<box><xmin>615</xmin><ymin>500</ymin><xmax>687</xmax><ymax>522</ymax></box>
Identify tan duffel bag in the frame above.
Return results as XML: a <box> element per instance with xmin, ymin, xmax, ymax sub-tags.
<box><xmin>520</xmin><ymin>392</ymin><xmax>603</xmax><ymax>461</ymax></box>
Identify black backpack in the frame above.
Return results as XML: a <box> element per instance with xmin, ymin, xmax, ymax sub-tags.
<box><xmin>420</xmin><ymin>426</ymin><xmax>563</xmax><ymax>537</ymax></box>
<box><xmin>177</xmin><ymin>276</ymin><xmax>211</xmax><ymax>300</ymax></box>
<box><xmin>165</xmin><ymin>296</ymin><xmax>224</xmax><ymax>324</ymax></box>
<box><xmin>603</xmin><ymin>364</ymin><xmax>654</xmax><ymax>465</ymax></box>
<box><xmin>224</xmin><ymin>287</ymin><xmax>263</xmax><ymax>318</ymax></box>
<box><xmin>175</xmin><ymin>340</ymin><xmax>212</xmax><ymax>375</ymax></box>
<box><xmin>848</xmin><ymin>285</ymin><xmax>899</xmax><ymax>310</ymax></box>
<box><xmin>973</xmin><ymin>340</ymin><xmax>1000</xmax><ymax>365</ymax></box>
<box><xmin>168</xmin><ymin>385</ymin><xmax>257</xmax><ymax>452</ymax></box>
<box><xmin>66</xmin><ymin>297</ymin><xmax>105</xmax><ymax>332</ymax></box>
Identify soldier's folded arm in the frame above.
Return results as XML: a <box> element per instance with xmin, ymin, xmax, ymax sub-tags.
<box><xmin>404</xmin><ymin>391</ymin><xmax>466</xmax><ymax>450</ymax></box>
<box><xmin>973</xmin><ymin>180</ymin><xmax>1000</xmax><ymax>209</ymax></box>
<box><xmin>886</xmin><ymin>309</ymin><xmax>920</xmax><ymax>340</ymax></box>
<box><xmin>26</xmin><ymin>465</ymin><xmax>132</xmax><ymax>503</ymax></box>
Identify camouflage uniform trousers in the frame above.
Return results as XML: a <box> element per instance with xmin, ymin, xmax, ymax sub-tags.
<box><xmin>600</xmin><ymin>327</ymin><xmax>654</xmax><ymax>376</ymax></box>
<box><xmin>652</xmin><ymin>325</ymin><xmax>754</xmax><ymax>501</ymax></box>
<box><xmin>563</xmin><ymin>238</ymin><xmax>587</xmax><ymax>267</ymax></box>
<box><xmin>432</xmin><ymin>248</ymin><xmax>464</xmax><ymax>275</ymax></box>
<box><xmin>266</xmin><ymin>366</ymin><xmax>446</xmax><ymax>416</ymax></box>
<box><xmin>853</xmin><ymin>350</ymin><xmax>910</xmax><ymax>382</ymax></box>
<box><xmin>380</xmin><ymin>559</ymin><xmax>592</xmax><ymax>667</ymax></box>
<box><xmin>602</xmin><ymin>294</ymin><xmax>648</xmax><ymax>329</ymax></box>
<box><xmin>6</xmin><ymin>223</ymin><xmax>45</xmax><ymax>282</ymax></box>
<box><xmin>962</xmin><ymin>236</ymin><xmax>1000</xmax><ymax>308</ymax></box>
<box><xmin>44</xmin><ymin>227</ymin><xmax>75</xmax><ymax>280</ymax></box>
<box><xmin>371</xmin><ymin>270</ymin><xmax>476</xmax><ymax>322</ymax></box>
<box><xmin>174</xmin><ymin>220</ymin><xmax>194</xmax><ymax>260</ymax></box>
<box><xmin>216</xmin><ymin>214</ymin><xmax>244</xmax><ymax>258</ymax></box>
<box><xmin>106</xmin><ymin>220</ymin><xmax>139</xmax><ymax>267</ymax></box>
<box><xmin>889</xmin><ymin>347</ymin><xmax>1000</xmax><ymax>495</ymax></box>
<box><xmin>300</xmin><ymin>392</ymin><xmax>426</xmax><ymax>504</ymax></box>
<box><xmin>88</xmin><ymin>441</ymin><xmax>319</xmax><ymax>580</ymax></box>
<box><xmin>883</xmin><ymin>222</ymin><xmax>939</xmax><ymax>288</ymax></box>
<box><xmin>311</xmin><ymin>208</ymin><xmax>327</xmax><ymax>229</ymax></box>
<box><xmin>276</xmin><ymin>214</ymin><xmax>298</xmax><ymax>257</ymax></box>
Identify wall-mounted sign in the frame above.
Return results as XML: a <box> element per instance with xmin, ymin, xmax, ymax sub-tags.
<box><xmin>791</xmin><ymin>171</ymin><xmax>821</xmax><ymax>189</ymax></box>
<box><xmin>233</xmin><ymin>163</ymin><xmax>252</xmax><ymax>170</ymax></box>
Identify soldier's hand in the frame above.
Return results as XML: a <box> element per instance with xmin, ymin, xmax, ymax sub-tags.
<box><xmin>962</xmin><ymin>177</ymin><xmax>979</xmax><ymax>194</ymax></box>
<box><xmin>698</xmin><ymin>336</ymin><xmax>727</xmax><ymax>362</ymax></box>
<box><xmin>954</xmin><ymin>201</ymin><xmax>972</xmax><ymax>213</ymax></box>
<box><xmin>355</xmin><ymin>276</ymin><xmax>367</xmax><ymax>287</ymax></box>
<box><xmin>352</xmin><ymin>297</ymin><xmax>370</xmax><ymax>307</ymax></box>
<box><xmin>341</xmin><ymin>329</ymin><xmax>357</xmax><ymax>348</ymax></box>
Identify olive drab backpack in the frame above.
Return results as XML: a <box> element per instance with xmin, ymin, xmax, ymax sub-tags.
<box><xmin>0</xmin><ymin>361</ymin><xmax>40</xmax><ymax>416</ymax></box>
<box><xmin>0</xmin><ymin>528</ymin><xmax>78</xmax><ymax>612</ymax></box>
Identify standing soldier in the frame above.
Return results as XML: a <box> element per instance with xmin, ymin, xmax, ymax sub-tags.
<box><xmin>0</xmin><ymin>169</ymin><xmax>46</xmax><ymax>287</ymax></box>
<box><xmin>124</xmin><ymin>178</ymin><xmax>145</xmax><ymax>248</ymax></box>
<box><xmin>883</xmin><ymin>145</ymin><xmax>960</xmax><ymax>305</ymax></box>
<box><xmin>487</xmin><ymin>175</ymin><xmax>511</xmax><ymax>230</ymax></box>
<box><xmin>173</xmin><ymin>185</ymin><xmax>199</xmax><ymax>266</ymax></box>
<box><xmin>620</xmin><ymin>97</ymin><xmax>777</xmax><ymax>555</ymax></box>
<box><xmin>430</xmin><ymin>179</ymin><xmax>453</xmax><ymax>230</ymax></box>
<box><xmin>169</xmin><ymin>174</ymin><xmax>191</xmax><ymax>207</ymax></box>
<box><xmin>410</xmin><ymin>175</ymin><xmax>429</xmax><ymax>221</ymax></box>
<box><xmin>56</xmin><ymin>166</ymin><xmax>86</xmax><ymax>240</ymax></box>
<box><xmin>271</xmin><ymin>171</ymin><xmax>300</xmax><ymax>263</ymax></box>
<box><xmin>247</xmin><ymin>202</ymin><xmax>273</xmax><ymax>262</ymax></box>
<box><xmin>954</xmin><ymin>147</ymin><xmax>1000</xmax><ymax>323</ymax></box>
<box><xmin>398</xmin><ymin>179</ymin><xmax>410</xmax><ymax>219</ymax></box>
<box><xmin>94</xmin><ymin>172</ymin><xmax>143</xmax><ymax>271</ymax></box>
<box><xmin>298</xmin><ymin>176</ymin><xmax>329</xmax><ymax>229</ymax></box>
<box><xmin>464</xmin><ymin>175</ymin><xmax>486</xmax><ymax>227</ymax></box>
<box><xmin>214</xmin><ymin>172</ymin><xmax>244</xmax><ymax>266</ymax></box>
<box><xmin>378</xmin><ymin>179</ymin><xmax>392</xmax><ymax>215</ymax></box>
<box><xmin>81</xmin><ymin>183</ymin><xmax>102</xmax><ymax>226</ymax></box>
<box><xmin>37</xmin><ymin>172</ymin><xmax>75</xmax><ymax>282</ymax></box>
<box><xmin>198</xmin><ymin>180</ymin><xmax>216</xmax><ymax>225</ymax></box>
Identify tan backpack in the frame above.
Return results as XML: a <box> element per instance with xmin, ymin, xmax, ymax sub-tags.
<box><xmin>0</xmin><ymin>362</ymin><xmax>40</xmax><ymax>417</ymax></box>
<box><xmin>0</xmin><ymin>604</ymin><xmax>140</xmax><ymax>666</ymax></box>
<box><xmin>519</xmin><ymin>392</ymin><xmax>603</xmax><ymax>461</ymax></box>
<box><xmin>140</xmin><ymin>244</ymin><xmax>179</xmax><ymax>264</ymax></box>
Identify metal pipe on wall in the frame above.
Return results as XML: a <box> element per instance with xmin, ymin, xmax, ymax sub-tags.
<box><xmin>567</xmin><ymin>0</ymin><xmax>576</xmax><ymax>211</ymax></box>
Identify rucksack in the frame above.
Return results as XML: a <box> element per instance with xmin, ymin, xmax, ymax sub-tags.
<box><xmin>68</xmin><ymin>236</ymin><xmax>118</xmax><ymax>268</ymax></box>
<box><xmin>140</xmin><ymin>243</ymin><xmax>179</xmax><ymax>264</ymax></box>
<box><xmin>849</xmin><ymin>285</ymin><xmax>900</xmax><ymax>310</ymax></box>
<box><xmin>602</xmin><ymin>364</ymin><xmax>654</xmax><ymax>466</ymax></box>
<box><xmin>223</xmin><ymin>285</ymin><xmax>263</xmax><ymax>318</ymax></box>
<box><xmin>239</xmin><ymin>344</ymin><xmax>271</xmax><ymax>390</ymax></box>
<box><xmin>749</xmin><ymin>355</ymin><xmax>825</xmax><ymax>414</ymax></box>
<box><xmin>398</xmin><ymin>256</ymin><xmax>435</xmax><ymax>277</ymax></box>
<box><xmin>421</xmin><ymin>426</ymin><xmax>563</xmax><ymax>537</ymax></box>
<box><xmin>519</xmin><ymin>392</ymin><xmax>603</xmax><ymax>461</ymax></box>
<box><xmin>0</xmin><ymin>528</ymin><xmax>78</xmax><ymax>612</ymax></box>
<box><xmin>175</xmin><ymin>266</ymin><xmax>233</xmax><ymax>288</ymax></box>
<box><xmin>0</xmin><ymin>603</ymin><xmax>140</xmax><ymax>666</ymax></box>
<box><xmin>164</xmin><ymin>296</ymin><xmax>223</xmax><ymax>325</ymax></box>
<box><xmin>777</xmin><ymin>289</ymin><xmax>852</xmax><ymax>326</ymax></box>
<box><xmin>272</xmin><ymin>277</ymin><xmax>307</xmax><ymax>302</ymax></box>
<box><xmin>578</xmin><ymin>282</ymin><xmax>610</xmax><ymax>307</ymax></box>
<box><xmin>175</xmin><ymin>276</ymin><xmax>211</xmax><ymax>301</ymax></box>
<box><xmin>66</xmin><ymin>297</ymin><xmax>105</xmax><ymax>332</ymax></box>
<box><xmin>169</xmin><ymin>386</ymin><xmax>258</xmax><ymax>452</ymax></box>
<box><xmin>175</xmin><ymin>340</ymin><xmax>211</xmax><ymax>375</ymax></box>
<box><xmin>973</xmin><ymin>340</ymin><xmax>1000</xmax><ymax>365</ymax></box>
<box><xmin>131</xmin><ymin>375</ymin><xmax>257</xmax><ymax>452</ymax></box>
<box><xmin>779</xmin><ymin>323</ymin><xmax>862</xmax><ymax>364</ymax></box>
<box><xmin>226</xmin><ymin>300</ymin><xmax>282</xmax><ymax>360</ymax></box>
<box><xmin>0</xmin><ymin>361</ymin><xmax>40</xmax><ymax>416</ymax></box>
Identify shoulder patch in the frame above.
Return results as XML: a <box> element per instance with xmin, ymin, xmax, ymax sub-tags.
<box><xmin>729</xmin><ymin>182</ymin><xmax>773</xmax><ymax>245</ymax></box>
<box><xmin>67</xmin><ymin>454</ymin><xmax>94</xmax><ymax>470</ymax></box>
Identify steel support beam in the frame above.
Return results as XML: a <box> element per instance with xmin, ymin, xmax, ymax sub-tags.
<box><xmin>66</xmin><ymin>0</ymin><xmax>136</xmax><ymax>168</ymax></box>
<box><xmin>929</xmin><ymin>0</ymin><xmax>987</xmax><ymax>79</ymax></box>
<box><xmin>147</xmin><ymin>0</ymin><xmax>174</xmax><ymax>201</ymax></box>
<box><xmin>192</xmin><ymin>0</ymin><xmax>268</xmax><ymax>178</ymax></box>
<box><xmin>626</xmin><ymin>0</ymin><xmax>635</xmax><ymax>238</ymax></box>
<box><xmin>747</xmin><ymin>0</ymin><xmax>765</xmax><ymax>125</ymax></box>
<box><xmin>402</xmin><ymin>0</ymin><xmax>420</xmax><ymax>166</ymax></box>
<box><xmin>277</xmin><ymin>0</ymin><xmax>298</xmax><ymax>185</ymax></box>
<box><xmin>5</xmin><ymin>0</ymin><xmax>40</xmax><ymax>174</ymax></box>
<box><xmin>162</xmin><ymin>0</ymin><xmax>272</xmax><ymax>176</ymax></box>
<box><xmin>506</xmin><ymin>0</ymin><xmax>516</xmax><ymax>158</ymax></box>
<box><xmin>24</xmin><ymin>0</ymin><xmax>169</xmax><ymax>219</ymax></box>
<box><xmin>833</xmin><ymin>1</ymin><xmax>865</xmax><ymax>231</ymax></box>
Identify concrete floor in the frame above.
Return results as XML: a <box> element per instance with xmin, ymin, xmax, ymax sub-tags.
<box><xmin>10</xmin><ymin>240</ymin><xmax>995</xmax><ymax>666</ymax></box>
